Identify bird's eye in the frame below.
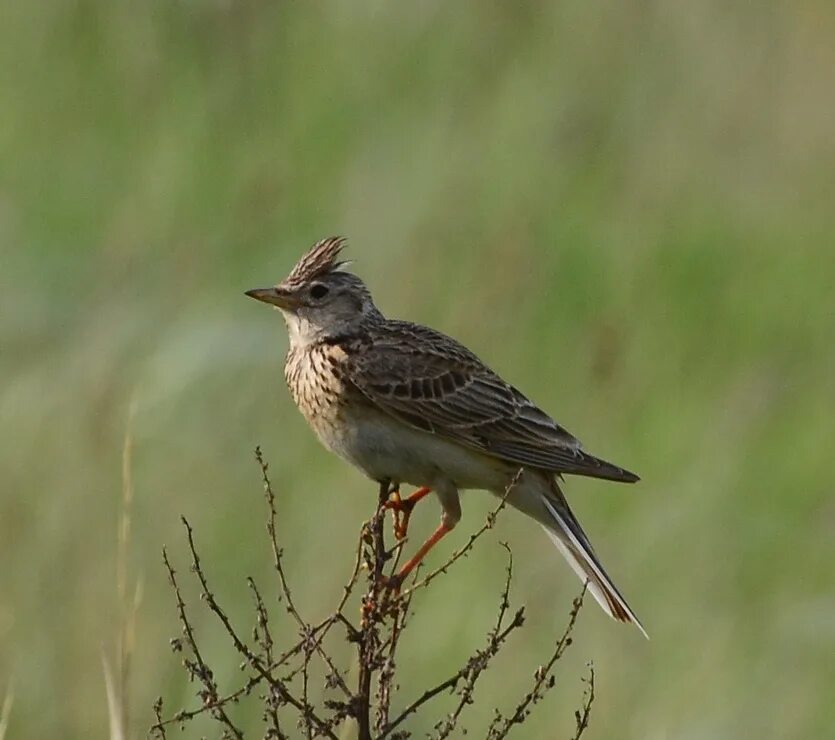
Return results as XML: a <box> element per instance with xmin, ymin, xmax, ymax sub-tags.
<box><xmin>310</xmin><ymin>283</ymin><xmax>329</xmax><ymax>300</ymax></box>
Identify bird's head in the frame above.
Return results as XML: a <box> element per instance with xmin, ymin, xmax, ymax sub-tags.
<box><xmin>246</xmin><ymin>237</ymin><xmax>380</xmax><ymax>346</ymax></box>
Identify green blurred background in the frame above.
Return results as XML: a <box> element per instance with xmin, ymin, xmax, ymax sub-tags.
<box><xmin>2</xmin><ymin>1</ymin><xmax>834</xmax><ymax>738</ymax></box>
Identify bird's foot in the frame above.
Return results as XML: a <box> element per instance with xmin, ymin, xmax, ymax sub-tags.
<box><xmin>379</xmin><ymin>572</ymin><xmax>404</xmax><ymax>594</ymax></box>
<box><xmin>384</xmin><ymin>487</ymin><xmax>408</xmax><ymax>540</ymax></box>
<box><xmin>384</xmin><ymin>486</ymin><xmax>432</xmax><ymax>541</ymax></box>
<box><xmin>359</xmin><ymin>574</ymin><xmax>404</xmax><ymax>626</ymax></box>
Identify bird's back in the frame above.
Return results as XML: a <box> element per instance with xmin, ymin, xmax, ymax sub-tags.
<box><xmin>344</xmin><ymin>318</ymin><xmax>639</xmax><ymax>483</ymax></box>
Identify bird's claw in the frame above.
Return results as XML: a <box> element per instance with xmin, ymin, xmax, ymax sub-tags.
<box><xmin>379</xmin><ymin>572</ymin><xmax>404</xmax><ymax>594</ymax></box>
<box><xmin>385</xmin><ymin>490</ymin><xmax>415</xmax><ymax>541</ymax></box>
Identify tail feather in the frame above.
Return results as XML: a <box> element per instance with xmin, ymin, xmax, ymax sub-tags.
<box><xmin>559</xmin><ymin>451</ymin><xmax>641</xmax><ymax>484</ymax></box>
<box><xmin>541</xmin><ymin>488</ymin><xmax>648</xmax><ymax>639</ymax></box>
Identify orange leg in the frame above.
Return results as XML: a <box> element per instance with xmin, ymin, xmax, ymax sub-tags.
<box><xmin>386</xmin><ymin>521</ymin><xmax>452</xmax><ymax>590</ymax></box>
<box><xmin>385</xmin><ymin>486</ymin><xmax>432</xmax><ymax>540</ymax></box>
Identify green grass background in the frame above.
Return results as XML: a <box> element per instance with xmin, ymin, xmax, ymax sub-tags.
<box><xmin>2</xmin><ymin>2</ymin><xmax>834</xmax><ymax>738</ymax></box>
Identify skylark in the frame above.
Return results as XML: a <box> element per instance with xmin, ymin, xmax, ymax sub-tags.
<box><xmin>247</xmin><ymin>237</ymin><xmax>646</xmax><ymax>636</ymax></box>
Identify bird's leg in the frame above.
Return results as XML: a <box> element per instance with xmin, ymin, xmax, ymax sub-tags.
<box><xmin>385</xmin><ymin>485</ymin><xmax>404</xmax><ymax>538</ymax></box>
<box><xmin>384</xmin><ymin>486</ymin><xmax>432</xmax><ymax>541</ymax></box>
<box><xmin>384</xmin><ymin>520</ymin><xmax>452</xmax><ymax>592</ymax></box>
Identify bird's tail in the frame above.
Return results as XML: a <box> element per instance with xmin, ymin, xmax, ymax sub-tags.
<box><xmin>540</xmin><ymin>479</ymin><xmax>648</xmax><ymax>638</ymax></box>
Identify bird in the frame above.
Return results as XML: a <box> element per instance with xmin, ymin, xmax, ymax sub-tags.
<box><xmin>246</xmin><ymin>237</ymin><xmax>646</xmax><ymax>637</ymax></box>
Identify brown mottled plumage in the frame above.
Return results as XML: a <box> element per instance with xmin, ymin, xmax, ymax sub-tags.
<box><xmin>246</xmin><ymin>237</ymin><xmax>646</xmax><ymax>636</ymax></box>
<box><xmin>283</xmin><ymin>236</ymin><xmax>349</xmax><ymax>288</ymax></box>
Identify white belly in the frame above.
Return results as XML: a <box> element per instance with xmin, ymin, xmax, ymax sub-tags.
<box><xmin>322</xmin><ymin>406</ymin><xmax>511</xmax><ymax>492</ymax></box>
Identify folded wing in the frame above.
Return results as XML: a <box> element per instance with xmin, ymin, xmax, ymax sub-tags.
<box><xmin>346</xmin><ymin>321</ymin><xmax>638</xmax><ymax>483</ymax></box>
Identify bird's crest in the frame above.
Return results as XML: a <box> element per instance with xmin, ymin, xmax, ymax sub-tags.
<box><xmin>283</xmin><ymin>236</ymin><xmax>349</xmax><ymax>287</ymax></box>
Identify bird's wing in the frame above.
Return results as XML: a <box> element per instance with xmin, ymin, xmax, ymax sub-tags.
<box><xmin>345</xmin><ymin>321</ymin><xmax>638</xmax><ymax>482</ymax></box>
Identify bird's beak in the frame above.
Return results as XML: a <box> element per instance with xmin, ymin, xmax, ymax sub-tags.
<box><xmin>245</xmin><ymin>286</ymin><xmax>299</xmax><ymax>309</ymax></box>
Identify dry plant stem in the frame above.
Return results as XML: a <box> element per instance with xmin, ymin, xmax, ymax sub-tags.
<box><xmin>247</xmin><ymin>577</ymin><xmax>286</xmax><ymax>737</ymax></box>
<box><xmin>151</xmin><ymin>697</ymin><xmax>166</xmax><ymax>740</ymax></box>
<box><xmin>152</xmin><ymin>616</ymin><xmax>322</xmax><ymax>733</ymax></box>
<box><xmin>153</xmin><ymin>451</ymin><xmax>594</xmax><ymax>739</ymax></box>
<box><xmin>248</xmin><ymin>577</ymin><xmax>274</xmax><ymax>664</ymax></box>
<box><xmin>257</xmin><ymin>447</ymin><xmax>314</xmax><ymax>739</ymax></box>
<box><xmin>374</xmin><ymin>580</ymin><xmax>416</xmax><ymax>733</ymax></box>
<box><xmin>487</xmin><ymin>582</ymin><xmax>588</xmax><ymax>739</ymax></box>
<box><xmin>255</xmin><ymin>447</ymin><xmax>352</xmax><ymax>737</ymax></box>
<box><xmin>271</xmin><ymin>618</ymin><xmax>339</xmax><ymax>676</ymax></box>
<box><xmin>354</xmin><ymin>481</ymin><xmax>391</xmax><ymax>740</ymax></box>
<box><xmin>571</xmin><ymin>663</ymin><xmax>595</xmax><ymax>740</ymax></box>
<box><xmin>160</xmin><ymin>546</ymin><xmax>244</xmax><ymax>739</ymax></box>
<box><xmin>264</xmin><ymin>523</ymin><xmax>367</xmax><ymax>689</ymax></box>
<box><xmin>180</xmin><ymin>517</ymin><xmax>338</xmax><ymax>740</ymax></box>
<box><xmin>151</xmin><ymin>670</ymin><xmax>265</xmax><ymax>734</ymax></box>
<box><xmin>381</xmin><ymin>543</ymin><xmax>524</xmax><ymax>740</ymax></box>
<box><xmin>432</xmin><ymin>543</ymin><xmax>522</xmax><ymax>739</ymax></box>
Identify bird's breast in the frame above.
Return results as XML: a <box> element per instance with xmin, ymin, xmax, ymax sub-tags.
<box><xmin>284</xmin><ymin>345</ymin><xmax>510</xmax><ymax>491</ymax></box>
<box><xmin>284</xmin><ymin>344</ymin><xmax>361</xmax><ymax>458</ymax></box>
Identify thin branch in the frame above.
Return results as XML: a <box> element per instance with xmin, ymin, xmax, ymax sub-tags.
<box><xmin>180</xmin><ymin>516</ymin><xmax>338</xmax><ymax>740</ymax></box>
<box><xmin>571</xmin><ymin>663</ymin><xmax>595</xmax><ymax>740</ymax></box>
<box><xmin>374</xmin><ymin>579</ymin><xmax>415</xmax><ymax>733</ymax></box>
<box><xmin>353</xmin><ymin>481</ymin><xmax>390</xmax><ymax>740</ymax></box>
<box><xmin>151</xmin><ymin>675</ymin><xmax>263</xmax><ymax>732</ymax></box>
<box><xmin>153</xmin><ymin>452</ymin><xmax>597</xmax><ymax>740</ymax></box>
<box><xmin>431</xmin><ymin>543</ymin><xmax>521</xmax><ymax>739</ymax></box>
<box><xmin>158</xmin><ymin>547</ymin><xmax>244</xmax><ymax>739</ymax></box>
<box><xmin>255</xmin><ymin>448</ymin><xmax>316</xmax><ymax>737</ymax></box>
<box><xmin>256</xmin><ymin>447</ymin><xmax>353</xmax><ymax>706</ymax></box>
<box><xmin>381</xmin><ymin>544</ymin><xmax>525</xmax><ymax>740</ymax></box>
<box><xmin>150</xmin><ymin>696</ymin><xmax>165</xmax><ymax>739</ymax></box>
<box><xmin>247</xmin><ymin>577</ymin><xmax>286</xmax><ymax>737</ymax></box>
<box><xmin>487</xmin><ymin>582</ymin><xmax>588</xmax><ymax>739</ymax></box>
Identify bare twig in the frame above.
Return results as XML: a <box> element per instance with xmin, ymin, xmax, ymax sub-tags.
<box><xmin>353</xmin><ymin>481</ymin><xmax>391</xmax><ymax>740</ymax></box>
<box><xmin>159</xmin><ymin>546</ymin><xmax>244</xmax><ymax>739</ymax></box>
<box><xmin>431</xmin><ymin>543</ymin><xmax>522</xmax><ymax>739</ymax></box>
<box><xmin>374</xmin><ymin>578</ymin><xmax>416</xmax><ymax>733</ymax></box>
<box><xmin>382</xmin><ymin>544</ymin><xmax>525</xmax><ymax>739</ymax></box>
<box><xmin>487</xmin><ymin>582</ymin><xmax>588</xmax><ymax>739</ymax></box>
<box><xmin>153</xmin><ymin>454</ymin><xmax>595</xmax><ymax>740</ymax></box>
<box><xmin>180</xmin><ymin>516</ymin><xmax>338</xmax><ymax>739</ymax></box>
<box><xmin>255</xmin><ymin>446</ymin><xmax>352</xmax><ymax>735</ymax></box>
<box><xmin>248</xmin><ymin>577</ymin><xmax>287</xmax><ymax>737</ymax></box>
<box><xmin>571</xmin><ymin>663</ymin><xmax>595</xmax><ymax>740</ymax></box>
<box><xmin>150</xmin><ymin>696</ymin><xmax>166</xmax><ymax>740</ymax></box>
<box><xmin>256</xmin><ymin>447</ymin><xmax>317</xmax><ymax>738</ymax></box>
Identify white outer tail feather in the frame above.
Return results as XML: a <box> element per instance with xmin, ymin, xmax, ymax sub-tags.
<box><xmin>541</xmin><ymin>498</ymin><xmax>648</xmax><ymax>639</ymax></box>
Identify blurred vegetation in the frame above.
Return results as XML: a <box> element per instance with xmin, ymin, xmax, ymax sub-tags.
<box><xmin>1</xmin><ymin>1</ymin><xmax>834</xmax><ymax>738</ymax></box>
